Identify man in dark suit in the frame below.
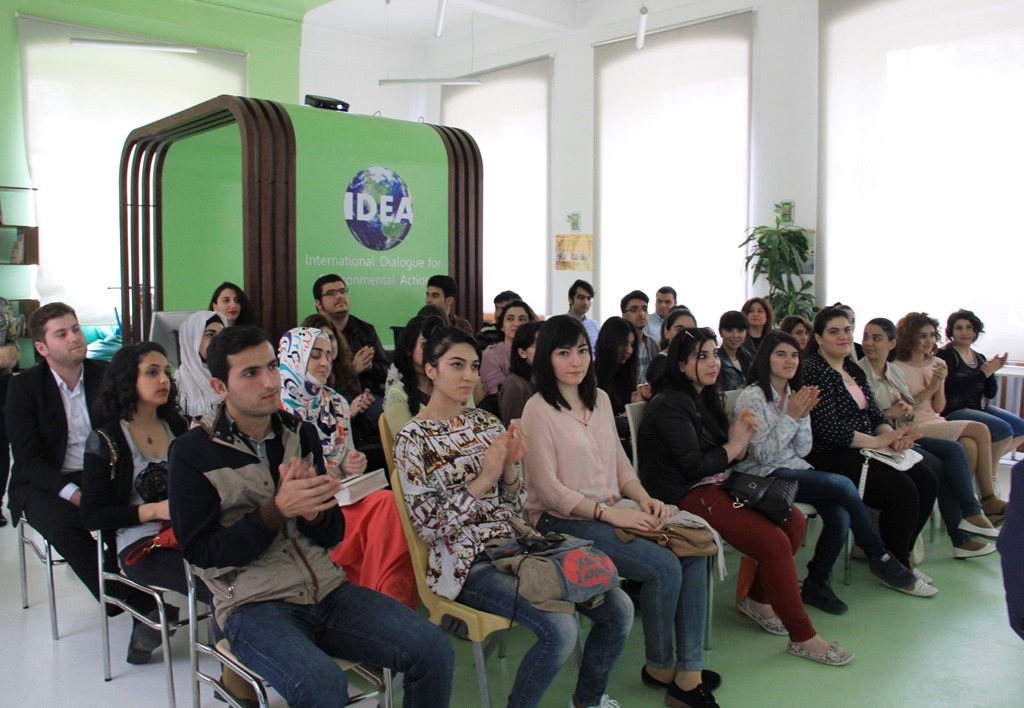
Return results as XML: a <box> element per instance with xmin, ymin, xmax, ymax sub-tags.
<box><xmin>6</xmin><ymin>302</ymin><xmax>110</xmax><ymax>601</ymax></box>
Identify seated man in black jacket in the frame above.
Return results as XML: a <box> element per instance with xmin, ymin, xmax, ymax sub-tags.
<box><xmin>169</xmin><ymin>326</ymin><xmax>452</xmax><ymax>707</ymax></box>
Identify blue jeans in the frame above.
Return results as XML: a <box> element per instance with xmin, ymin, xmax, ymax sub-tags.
<box><xmin>224</xmin><ymin>582</ymin><xmax>453</xmax><ymax>708</ymax></box>
<box><xmin>458</xmin><ymin>558</ymin><xmax>633</xmax><ymax>708</ymax></box>
<box><xmin>917</xmin><ymin>437</ymin><xmax>983</xmax><ymax>546</ymax></box>
<box><xmin>772</xmin><ymin>468</ymin><xmax>886</xmax><ymax>584</ymax></box>
<box><xmin>947</xmin><ymin>405</ymin><xmax>1024</xmax><ymax>443</ymax></box>
<box><xmin>537</xmin><ymin>513</ymin><xmax>706</xmax><ymax>672</ymax></box>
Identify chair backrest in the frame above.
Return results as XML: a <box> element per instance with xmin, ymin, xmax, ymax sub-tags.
<box><xmin>624</xmin><ymin>401</ymin><xmax>647</xmax><ymax>467</ymax></box>
<box><xmin>724</xmin><ymin>389</ymin><xmax>741</xmax><ymax>416</ymax></box>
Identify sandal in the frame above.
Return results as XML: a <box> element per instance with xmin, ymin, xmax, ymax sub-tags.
<box><xmin>981</xmin><ymin>494</ymin><xmax>1008</xmax><ymax>519</ymax></box>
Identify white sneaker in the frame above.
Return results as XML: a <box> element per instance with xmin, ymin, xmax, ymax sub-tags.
<box><xmin>570</xmin><ymin>696</ymin><xmax>621</xmax><ymax>708</ymax></box>
<box><xmin>883</xmin><ymin>578</ymin><xmax>939</xmax><ymax>597</ymax></box>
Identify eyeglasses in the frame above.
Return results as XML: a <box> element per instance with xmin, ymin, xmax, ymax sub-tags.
<box><xmin>625</xmin><ymin>305</ymin><xmax>649</xmax><ymax>314</ymax></box>
<box><xmin>321</xmin><ymin>287</ymin><xmax>348</xmax><ymax>298</ymax></box>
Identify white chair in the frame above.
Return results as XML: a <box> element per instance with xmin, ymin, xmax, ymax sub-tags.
<box><xmin>97</xmin><ymin>529</ymin><xmax>199</xmax><ymax>708</ymax></box>
<box><xmin>183</xmin><ymin>562</ymin><xmax>392</xmax><ymax>708</ymax></box>
<box><xmin>18</xmin><ymin>517</ymin><xmax>65</xmax><ymax>641</ymax></box>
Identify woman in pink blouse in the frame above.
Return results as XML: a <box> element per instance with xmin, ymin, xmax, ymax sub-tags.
<box><xmin>522</xmin><ymin>315</ymin><xmax>721</xmax><ymax>708</ymax></box>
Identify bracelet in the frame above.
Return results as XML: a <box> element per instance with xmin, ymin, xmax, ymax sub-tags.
<box><xmin>500</xmin><ymin>470</ymin><xmax>520</xmax><ymax>487</ymax></box>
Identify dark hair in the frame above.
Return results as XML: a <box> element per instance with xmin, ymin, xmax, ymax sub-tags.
<box><xmin>806</xmin><ymin>306</ymin><xmax>851</xmax><ymax>357</ymax></box>
<box><xmin>206</xmin><ymin>326</ymin><xmax>272</xmax><ymax>383</ymax></box>
<box><xmin>422</xmin><ymin>326</ymin><xmax>482</xmax><ymax>371</ymax></box>
<box><xmin>741</xmin><ymin>297</ymin><xmax>774</xmax><ymax>332</ymax></box>
<box><xmin>895</xmin><ymin>312</ymin><xmax>941</xmax><ymax>362</ymax></box>
<box><xmin>209</xmin><ymin>282</ymin><xmax>256</xmax><ymax>326</ymax></box>
<box><xmin>831</xmin><ymin>302</ymin><xmax>855</xmax><ymax>318</ymax></box>
<box><xmin>497</xmin><ymin>300</ymin><xmax>538</xmax><ymax>333</ymax></box>
<box><xmin>96</xmin><ymin>342</ymin><xmax>184</xmax><ymax>425</ymax></box>
<box><xmin>656</xmin><ymin>286</ymin><xmax>678</xmax><ymax>299</ymax></box>
<box><xmin>427</xmin><ymin>274</ymin><xmax>457</xmax><ymax>299</ymax></box>
<box><xmin>533</xmin><ymin>315</ymin><xmax>597</xmax><ymax>412</ymax></box>
<box><xmin>508</xmin><ymin>320</ymin><xmax>543</xmax><ymax>380</ymax></box>
<box><xmin>594</xmin><ymin>317</ymin><xmax>637</xmax><ymax>411</ymax></box>
<box><xmin>746</xmin><ymin>331</ymin><xmax>804</xmax><ymax>401</ymax></box>
<box><xmin>718</xmin><ymin>310</ymin><xmax>749</xmax><ymax>332</ymax></box>
<box><xmin>661</xmin><ymin>307</ymin><xmax>697</xmax><ymax>349</ymax></box>
<box><xmin>945</xmin><ymin>309</ymin><xmax>984</xmax><ymax>341</ymax></box>
<box><xmin>301</xmin><ymin>313</ymin><xmax>358</xmax><ymax>396</ymax></box>
<box><xmin>30</xmin><ymin>302</ymin><xmax>77</xmax><ymax>344</ymax></box>
<box><xmin>779</xmin><ymin>314</ymin><xmax>811</xmax><ymax>336</ymax></box>
<box><xmin>395</xmin><ymin>315</ymin><xmax>447</xmax><ymax>416</ymax></box>
<box><xmin>660</xmin><ymin>327</ymin><xmax>727</xmax><ymax>429</ymax></box>
<box><xmin>494</xmin><ymin>290</ymin><xmax>521</xmax><ymax>305</ymax></box>
<box><xmin>864</xmin><ymin>317</ymin><xmax>898</xmax><ymax>363</ymax></box>
<box><xmin>312</xmin><ymin>274</ymin><xmax>345</xmax><ymax>302</ymax></box>
<box><xmin>416</xmin><ymin>304</ymin><xmax>450</xmax><ymax>326</ymax></box>
<box><xmin>620</xmin><ymin>290</ymin><xmax>649</xmax><ymax>314</ymax></box>
<box><xmin>568</xmin><ymin>279</ymin><xmax>594</xmax><ymax>301</ymax></box>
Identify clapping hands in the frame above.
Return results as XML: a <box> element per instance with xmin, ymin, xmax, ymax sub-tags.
<box><xmin>786</xmin><ymin>385</ymin><xmax>820</xmax><ymax>419</ymax></box>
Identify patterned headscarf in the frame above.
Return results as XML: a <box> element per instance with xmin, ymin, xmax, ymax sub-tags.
<box><xmin>175</xmin><ymin>311</ymin><xmax>228</xmax><ymax>419</ymax></box>
<box><xmin>277</xmin><ymin>327</ymin><xmax>353</xmax><ymax>468</ymax></box>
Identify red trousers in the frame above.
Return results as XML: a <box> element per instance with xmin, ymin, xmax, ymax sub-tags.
<box><xmin>680</xmin><ymin>484</ymin><xmax>814</xmax><ymax>642</ymax></box>
<box><xmin>331</xmin><ymin>490</ymin><xmax>418</xmax><ymax>610</ymax></box>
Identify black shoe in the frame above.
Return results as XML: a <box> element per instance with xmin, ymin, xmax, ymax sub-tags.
<box><xmin>801</xmin><ymin>577</ymin><xmax>849</xmax><ymax>615</ymax></box>
<box><xmin>126</xmin><ymin>618</ymin><xmax>162</xmax><ymax>664</ymax></box>
<box><xmin>666</xmin><ymin>681</ymin><xmax>719</xmax><ymax>708</ymax></box>
<box><xmin>212</xmin><ymin>677</ymin><xmax>260</xmax><ymax>708</ymax></box>
<box><xmin>641</xmin><ymin>666</ymin><xmax>721</xmax><ymax>693</ymax></box>
<box><xmin>868</xmin><ymin>552</ymin><xmax>916</xmax><ymax>588</ymax></box>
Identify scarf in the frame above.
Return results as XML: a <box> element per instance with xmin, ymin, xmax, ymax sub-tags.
<box><xmin>277</xmin><ymin>327</ymin><xmax>353</xmax><ymax>467</ymax></box>
<box><xmin>175</xmin><ymin>311</ymin><xmax>227</xmax><ymax>419</ymax></box>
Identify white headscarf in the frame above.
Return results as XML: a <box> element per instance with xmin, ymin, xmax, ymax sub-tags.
<box><xmin>175</xmin><ymin>310</ymin><xmax>228</xmax><ymax>419</ymax></box>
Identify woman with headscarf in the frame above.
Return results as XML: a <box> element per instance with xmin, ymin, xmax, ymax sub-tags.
<box><xmin>277</xmin><ymin>327</ymin><xmax>417</xmax><ymax>609</ymax></box>
<box><xmin>174</xmin><ymin>311</ymin><xmax>227</xmax><ymax>421</ymax></box>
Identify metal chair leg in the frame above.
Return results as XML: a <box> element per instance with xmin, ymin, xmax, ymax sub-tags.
<box><xmin>18</xmin><ymin>520</ymin><xmax>29</xmax><ymax>610</ymax></box>
<box><xmin>472</xmin><ymin>640</ymin><xmax>492</xmax><ymax>708</ymax></box>
<box><xmin>43</xmin><ymin>533</ymin><xmax>59</xmax><ymax>640</ymax></box>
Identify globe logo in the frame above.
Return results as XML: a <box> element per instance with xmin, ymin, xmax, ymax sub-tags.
<box><xmin>343</xmin><ymin>166</ymin><xmax>414</xmax><ymax>251</ymax></box>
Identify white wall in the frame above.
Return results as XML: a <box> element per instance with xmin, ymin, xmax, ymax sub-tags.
<box><xmin>299</xmin><ymin>0</ymin><xmax>821</xmax><ymax>320</ymax></box>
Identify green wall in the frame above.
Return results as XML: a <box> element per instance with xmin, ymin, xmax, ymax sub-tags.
<box><xmin>0</xmin><ymin>0</ymin><xmax>314</xmax><ymax>190</ymax></box>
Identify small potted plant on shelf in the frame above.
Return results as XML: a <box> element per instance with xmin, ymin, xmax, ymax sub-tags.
<box><xmin>739</xmin><ymin>217</ymin><xmax>816</xmax><ymax>320</ymax></box>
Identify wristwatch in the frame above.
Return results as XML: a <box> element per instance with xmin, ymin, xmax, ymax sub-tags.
<box><xmin>595</xmin><ymin>502</ymin><xmax>608</xmax><ymax>520</ymax></box>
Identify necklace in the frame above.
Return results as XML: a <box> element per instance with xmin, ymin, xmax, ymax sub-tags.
<box><xmin>564</xmin><ymin>405</ymin><xmax>592</xmax><ymax>427</ymax></box>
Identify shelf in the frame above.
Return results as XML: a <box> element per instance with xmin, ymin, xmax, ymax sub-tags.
<box><xmin>0</xmin><ymin>225</ymin><xmax>39</xmax><ymax>265</ymax></box>
<box><xmin>0</xmin><ymin>264</ymin><xmax>40</xmax><ymax>300</ymax></box>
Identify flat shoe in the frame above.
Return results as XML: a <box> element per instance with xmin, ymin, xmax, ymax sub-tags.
<box><xmin>666</xmin><ymin>681</ymin><xmax>719</xmax><ymax>708</ymax></box>
<box><xmin>640</xmin><ymin>666</ymin><xmax>721</xmax><ymax>692</ymax></box>
<box><xmin>953</xmin><ymin>542</ymin><xmax>997</xmax><ymax>559</ymax></box>
<box><xmin>958</xmin><ymin>517</ymin><xmax>999</xmax><ymax>539</ymax></box>
<box><xmin>882</xmin><ymin>578</ymin><xmax>938</xmax><ymax>597</ymax></box>
<box><xmin>737</xmin><ymin>596</ymin><xmax>788</xmax><ymax>636</ymax></box>
<box><xmin>911</xmin><ymin>567</ymin><xmax>933</xmax><ymax>585</ymax></box>
<box><xmin>786</xmin><ymin>640</ymin><xmax>854</xmax><ymax>666</ymax></box>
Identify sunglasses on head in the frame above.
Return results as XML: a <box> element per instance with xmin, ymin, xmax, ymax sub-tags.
<box><xmin>683</xmin><ymin>327</ymin><xmax>717</xmax><ymax>341</ymax></box>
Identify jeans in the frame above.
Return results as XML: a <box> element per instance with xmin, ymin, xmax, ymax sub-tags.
<box><xmin>537</xmin><ymin>513</ymin><xmax>706</xmax><ymax>672</ymax></box>
<box><xmin>947</xmin><ymin>405</ymin><xmax>1024</xmax><ymax>442</ymax></box>
<box><xmin>458</xmin><ymin>558</ymin><xmax>633</xmax><ymax>708</ymax></box>
<box><xmin>917</xmin><ymin>437</ymin><xmax>983</xmax><ymax>546</ymax></box>
<box><xmin>771</xmin><ymin>468</ymin><xmax>887</xmax><ymax>584</ymax></box>
<box><xmin>224</xmin><ymin>582</ymin><xmax>453</xmax><ymax>708</ymax></box>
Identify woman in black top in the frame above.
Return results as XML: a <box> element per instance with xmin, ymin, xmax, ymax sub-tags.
<box><xmin>802</xmin><ymin>308</ymin><xmax>938</xmax><ymax>596</ymax></box>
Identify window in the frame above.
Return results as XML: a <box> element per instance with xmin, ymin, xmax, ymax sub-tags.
<box><xmin>595</xmin><ymin>12</ymin><xmax>752</xmax><ymax>325</ymax></box>
<box><xmin>822</xmin><ymin>0</ymin><xmax>1024</xmax><ymax>355</ymax></box>
<box><xmin>441</xmin><ymin>58</ymin><xmax>550</xmax><ymax>315</ymax></box>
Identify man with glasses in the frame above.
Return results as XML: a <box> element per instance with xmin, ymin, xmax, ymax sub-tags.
<box><xmin>620</xmin><ymin>290</ymin><xmax>660</xmax><ymax>385</ymax></box>
<box><xmin>568</xmin><ymin>279</ymin><xmax>600</xmax><ymax>350</ymax></box>
<box><xmin>312</xmin><ymin>274</ymin><xmax>389</xmax><ymax>394</ymax></box>
<box><xmin>647</xmin><ymin>286</ymin><xmax>678</xmax><ymax>341</ymax></box>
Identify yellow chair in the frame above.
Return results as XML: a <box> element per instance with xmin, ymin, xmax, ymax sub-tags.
<box><xmin>380</xmin><ymin>415</ymin><xmax>515</xmax><ymax>708</ymax></box>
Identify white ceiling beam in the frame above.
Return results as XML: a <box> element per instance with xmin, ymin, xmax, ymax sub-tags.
<box><xmin>449</xmin><ymin>0</ymin><xmax>580</xmax><ymax>32</ymax></box>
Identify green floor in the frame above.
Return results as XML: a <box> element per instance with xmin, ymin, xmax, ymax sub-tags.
<box><xmin>446</xmin><ymin>521</ymin><xmax>1021</xmax><ymax>707</ymax></box>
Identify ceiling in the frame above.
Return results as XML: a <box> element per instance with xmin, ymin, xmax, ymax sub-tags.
<box><xmin>197</xmin><ymin>0</ymin><xmax>592</xmax><ymax>45</ymax></box>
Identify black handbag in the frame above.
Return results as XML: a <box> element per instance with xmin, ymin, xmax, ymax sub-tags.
<box><xmin>722</xmin><ymin>471</ymin><xmax>798</xmax><ymax>525</ymax></box>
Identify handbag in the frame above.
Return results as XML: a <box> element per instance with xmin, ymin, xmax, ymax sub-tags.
<box><xmin>861</xmin><ymin>447</ymin><xmax>923</xmax><ymax>472</ymax></box>
<box><xmin>123</xmin><ymin>522</ymin><xmax>179</xmax><ymax>566</ymax></box>
<box><xmin>484</xmin><ymin>531</ymin><xmax>619</xmax><ymax>614</ymax></box>
<box><xmin>722</xmin><ymin>471</ymin><xmax>798</xmax><ymax>525</ymax></box>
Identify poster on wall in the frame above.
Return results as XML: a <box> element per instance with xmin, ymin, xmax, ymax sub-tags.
<box><xmin>555</xmin><ymin>233</ymin><xmax>593</xmax><ymax>271</ymax></box>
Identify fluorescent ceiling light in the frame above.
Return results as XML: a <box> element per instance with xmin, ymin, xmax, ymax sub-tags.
<box><xmin>379</xmin><ymin>77</ymin><xmax>482</xmax><ymax>86</ymax></box>
<box><xmin>70</xmin><ymin>38</ymin><xmax>199</xmax><ymax>53</ymax></box>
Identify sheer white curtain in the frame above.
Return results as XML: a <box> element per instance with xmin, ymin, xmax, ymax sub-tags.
<box><xmin>441</xmin><ymin>58</ymin><xmax>550</xmax><ymax>316</ymax></box>
<box><xmin>18</xmin><ymin>16</ymin><xmax>245</xmax><ymax>323</ymax></box>
<box><xmin>822</xmin><ymin>0</ymin><xmax>1024</xmax><ymax>357</ymax></box>
<box><xmin>595</xmin><ymin>13</ymin><xmax>752</xmax><ymax>326</ymax></box>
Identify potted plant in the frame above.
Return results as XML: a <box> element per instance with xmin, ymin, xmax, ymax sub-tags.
<box><xmin>739</xmin><ymin>217</ymin><xmax>816</xmax><ymax>319</ymax></box>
